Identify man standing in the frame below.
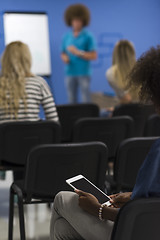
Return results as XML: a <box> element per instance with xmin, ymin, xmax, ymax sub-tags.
<box><xmin>61</xmin><ymin>4</ymin><xmax>97</xmax><ymax>103</ymax></box>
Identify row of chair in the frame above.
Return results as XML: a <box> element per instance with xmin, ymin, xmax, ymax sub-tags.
<box><xmin>0</xmin><ymin>103</ymin><xmax>159</xmax><ymax>239</ymax></box>
<box><xmin>57</xmin><ymin>103</ymin><xmax>157</xmax><ymax>142</ymax></box>
<box><xmin>0</xmin><ymin>113</ymin><xmax>160</xmax><ymax>175</ymax></box>
<box><xmin>0</xmin><ymin>117</ymin><xmax>133</xmax><ymax>170</ymax></box>
<box><xmin>0</xmin><ymin>119</ymin><xmax>156</xmax><ymax>193</ymax></box>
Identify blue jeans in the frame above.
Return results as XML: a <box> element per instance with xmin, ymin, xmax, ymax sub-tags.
<box><xmin>65</xmin><ymin>76</ymin><xmax>90</xmax><ymax>103</ymax></box>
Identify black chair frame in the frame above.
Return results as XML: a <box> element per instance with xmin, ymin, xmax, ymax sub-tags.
<box><xmin>8</xmin><ymin>142</ymin><xmax>108</xmax><ymax>240</ymax></box>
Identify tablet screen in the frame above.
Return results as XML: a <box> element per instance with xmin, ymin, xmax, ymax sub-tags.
<box><xmin>71</xmin><ymin>178</ymin><xmax>110</xmax><ymax>204</ymax></box>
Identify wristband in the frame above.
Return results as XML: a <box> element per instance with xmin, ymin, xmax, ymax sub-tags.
<box><xmin>99</xmin><ymin>203</ymin><xmax>107</xmax><ymax>221</ymax></box>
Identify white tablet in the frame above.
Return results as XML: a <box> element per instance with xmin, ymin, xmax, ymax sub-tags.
<box><xmin>66</xmin><ymin>174</ymin><xmax>111</xmax><ymax>205</ymax></box>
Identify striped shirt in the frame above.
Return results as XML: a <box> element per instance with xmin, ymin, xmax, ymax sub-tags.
<box><xmin>0</xmin><ymin>76</ymin><xmax>59</xmax><ymax>123</ymax></box>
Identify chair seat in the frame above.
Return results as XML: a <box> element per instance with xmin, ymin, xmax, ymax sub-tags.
<box><xmin>13</xmin><ymin>181</ymin><xmax>54</xmax><ymax>203</ymax></box>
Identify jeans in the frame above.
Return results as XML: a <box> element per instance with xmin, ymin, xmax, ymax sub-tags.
<box><xmin>50</xmin><ymin>192</ymin><xmax>114</xmax><ymax>240</ymax></box>
<box><xmin>65</xmin><ymin>76</ymin><xmax>91</xmax><ymax>103</ymax></box>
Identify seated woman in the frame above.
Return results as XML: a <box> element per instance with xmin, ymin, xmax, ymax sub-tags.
<box><xmin>106</xmin><ymin>40</ymin><xmax>139</xmax><ymax>104</ymax></box>
<box><xmin>0</xmin><ymin>41</ymin><xmax>59</xmax><ymax>180</ymax></box>
<box><xmin>0</xmin><ymin>41</ymin><xmax>59</xmax><ymax>123</ymax></box>
<box><xmin>50</xmin><ymin>46</ymin><xmax>160</xmax><ymax>240</ymax></box>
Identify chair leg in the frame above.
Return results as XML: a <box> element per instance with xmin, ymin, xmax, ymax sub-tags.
<box><xmin>8</xmin><ymin>187</ymin><xmax>15</xmax><ymax>240</ymax></box>
<box><xmin>17</xmin><ymin>194</ymin><xmax>26</xmax><ymax>240</ymax></box>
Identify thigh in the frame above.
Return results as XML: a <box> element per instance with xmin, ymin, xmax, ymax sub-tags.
<box><xmin>53</xmin><ymin>218</ymin><xmax>83</xmax><ymax>240</ymax></box>
<box><xmin>78</xmin><ymin>76</ymin><xmax>91</xmax><ymax>102</ymax></box>
<box><xmin>78</xmin><ymin>76</ymin><xmax>90</xmax><ymax>90</ymax></box>
<box><xmin>65</xmin><ymin>77</ymin><xmax>78</xmax><ymax>103</ymax></box>
<box><xmin>52</xmin><ymin>191</ymin><xmax>114</xmax><ymax>240</ymax></box>
<box><xmin>65</xmin><ymin>77</ymin><xmax>78</xmax><ymax>91</ymax></box>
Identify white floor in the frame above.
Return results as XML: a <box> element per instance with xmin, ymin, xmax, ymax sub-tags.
<box><xmin>0</xmin><ymin>172</ymin><xmax>51</xmax><ymax>240</ymax></box>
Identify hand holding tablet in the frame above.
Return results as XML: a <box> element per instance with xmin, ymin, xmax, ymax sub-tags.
<box><xmin>66</xmin><ymin>174</ymin><xmax>111</xmax><ymax>206</ymax></box>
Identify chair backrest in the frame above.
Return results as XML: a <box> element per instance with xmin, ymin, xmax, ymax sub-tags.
<box><xmin>73</xmin><ymin>116</ymin><xmax>134</xmax><ymax>160</ymax></box>
<box><xmin>111</xmin><ymin>198</ymin><xmax>160</xmax><ymax>240</ymax></box>
<box><xmin>144</xmin><ymin>114</ymin><xmax>160</xmax><ymax>136</ymax></box>
<box><xmin>0</xmin><ymin>121</ymin><xmax>61</xmax><ymax>165</ymax></box>
<box><xmin>113</xmin><ymin>103</ymin><xmax>155</xmax><ymax>137</ymax></box>
<box><xmin>24</xmin><ymin>142</ymin><xmax>108</xmax><ymax>201</ymax></box>
<box><xmin>57</xmin><ymin>103</ymin><xmax>99</xmax><ymax>142</ymax></box>
<box><xmin>114</xmin><ymin>137</ymin><xmax>159</xmax><ymax>191</ymax></box>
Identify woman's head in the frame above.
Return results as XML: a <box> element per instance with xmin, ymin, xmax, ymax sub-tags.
<box><xmin>1</xmin><ymin>41</ymin><xmax>32</xmax><ymax>77</ymax></box>
<box><xmin>112</xmin><ymin>40</ymin><xmax>136</xmax><ymax>88</ymax></box>
<box><xmin>64</xmin><ymin>4</ymin><xmax>90</xmax><ymax>30</ymax></box>
<box><xmin>128</xmin><ymin>46</ymin><xmax>160</xmax><ymax>110</ymax></box>
<box><xmin>0</xmin><ymin>41</ymin><xmax>33</xmax><ymax>118</ymax></box>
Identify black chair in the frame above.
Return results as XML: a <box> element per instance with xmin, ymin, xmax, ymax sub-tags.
<box><xmin>73</xmin><ymin>116</ymin><xmax>134</xmax><ymax>161</ymax></box>
<box><xmin>106</xmin><ymin>137</ymin><xmax>158</xmax><ymax>193</ymax></box>
<box><xmin>144</xmin><ymin>114</ymin><xmax>160</xmax><ymax>136</ymax></box>
<box><xmin>111</xmin><ymin>198</ymin><xmax>160</xmax><ymax>240</ymax></box>
<box><xmin>0</xmin><ymin>121</ymin><xmax>61</xmax><ymax>178</ymax></box>
<box><xmin>8</xmin><ymin>142</ymin><xmax>108</xmax><ymax>240</ymax></box>
<box><xmin>113</xmin><ymin>103</ymin><xmax>155</xmax><ymax>137</ymax></box>
<box><xmin>57</xmin><ymin>103</ymin><xmax>99</xmax><ymax>142</ymax></box>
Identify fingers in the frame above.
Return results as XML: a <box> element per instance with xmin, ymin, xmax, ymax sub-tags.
<box><xmin>109</xmin><ymin>193</ymin><xmax>119</xmax><ymax>199</ymax></box>
<box><xmin>75</xmin><ymin>189</ymin><xmax>87</xmax><ymax>196</ymax></box>
<box><xmin>111</xmin><ymin>198</ymin><xmax>119</xmax><ymax>204</ymax></box>
<box><xmin>109</xmin><ymin>194</ymin><xmax>119</xmax><ymax>203</ymax></box>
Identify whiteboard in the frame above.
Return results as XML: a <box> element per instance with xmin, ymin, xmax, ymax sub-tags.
<box><xmin>3</xmin><ymin>12</ymin><xmax>51</xmax><ymax>76</ymax></box>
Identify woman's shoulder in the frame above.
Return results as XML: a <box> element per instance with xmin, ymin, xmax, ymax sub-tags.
<box><xmin>106</xmin><ymin>65</ymin><xmax>117</xmax><ymax>81</ymax></box>
<box><xmin>25</xmin><ymin>75</ymin><xmax>47</xmax><ymax>86</ymax></box>
<box><xmin>25</xmin><ymin>76</ymin><xmax>51</xmax><ymax>95</ymax></box>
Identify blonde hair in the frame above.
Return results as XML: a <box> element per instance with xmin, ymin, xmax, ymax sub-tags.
<box><xmin>112</xmin><ymin>40</ymin><xmax>136</xmax><ymax>89</ymax></box>
<box><xmin>0</xmin><ymin>41</ymin><xmax>33</xmax><ymax>118</ymax></box>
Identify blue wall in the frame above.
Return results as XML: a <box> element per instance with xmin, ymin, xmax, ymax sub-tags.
<box><xmin>0</xmin><ymin>0</ymin><xmax>160</xmax><ymax>104</ymax></box>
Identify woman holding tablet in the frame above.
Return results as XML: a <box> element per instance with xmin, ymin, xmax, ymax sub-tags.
<box><xmin>50</xmin><ymin>46</ymin><xmax>160</xmax><ymax>240</ymax></box>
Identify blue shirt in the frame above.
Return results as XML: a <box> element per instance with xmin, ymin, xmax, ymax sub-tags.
<box><xmin>132</xmin><ymin>138</ymin><xmax>160</xmax><ymax>199</ymax></box>
<box><xmin>61</xmin><ymin>30</ymin><xmax>96</xmax><ymax>76</ymax></box>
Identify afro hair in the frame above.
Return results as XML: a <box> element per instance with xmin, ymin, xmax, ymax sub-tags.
<box><xmin>128</xmin><ymin>45</ymin><xmax>160</xmax><ymax>109</ymax></box>
<box><xmin>64</xmin><ymin>4</ymin><xmax>90</xmax><ymax>27</ymax></box>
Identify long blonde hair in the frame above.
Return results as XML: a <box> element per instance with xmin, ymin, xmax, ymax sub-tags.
<box><xmin>112</xmin><ymin>40</ymin><xmax>136</xmax><ymax>89</ymax></box>
<box><xmin>0</xmin><ymin>41</ymin><xmax>33</xmax><ymax>118</ymax></box>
